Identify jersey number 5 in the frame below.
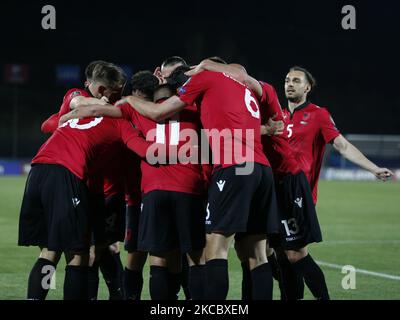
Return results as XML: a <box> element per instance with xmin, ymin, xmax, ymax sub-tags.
<box><xmin>287</xmin><ymin>124</ymin><xmax>294</xmax><ymax>138</ymax></box>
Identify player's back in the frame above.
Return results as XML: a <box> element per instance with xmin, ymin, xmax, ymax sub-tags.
<box><xmin>118</xmin><ymin>102</ymin><xmax>205</xmax><ymax>195</ymax></box>
<box><xmin>179</xmin><ymin>71</ymin><xmax>268</xmax><ymax>168</ymax></box>
<box><xmin>32</xmin><ymin>117</ymin><xmax>136</xmax><ymax>181</ymax></box>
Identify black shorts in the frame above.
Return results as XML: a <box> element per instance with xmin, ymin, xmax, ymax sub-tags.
<box><xmin>275</xmin><ymin>172</ymin><xmax>322</xmax><ymax>249</ymax></box>
<box><xmin>138</xmin><ymin>190</ymin><xmax>206</xmax><ymax>254</ymax></box>
<box><xmin>91</xmin><ymin>193</ymin><xmax>126</xmax><ymax>246</ymax></box>
<box><xmin>124</xmin><ymin>203</ymin><xmax>141</xmax><ymax>252</ymax></box>
<box><xmin>206</xmin><ymin>163</ymin><xmax>280</xmax><ymax>238</ymax></box>
<box><xmin>18</xmin><ymin>164</ymin><xmax>91</xmax><ymax>252</ymax></box>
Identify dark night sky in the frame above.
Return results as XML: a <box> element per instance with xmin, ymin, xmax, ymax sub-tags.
<box><xmin>0</xmin><ymin>0</ymin><xmax>399</xmax><ymax>157</ymax></box>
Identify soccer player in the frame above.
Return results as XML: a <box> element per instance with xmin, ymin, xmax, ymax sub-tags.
<box><xmin>18</xmin><ymin>64</ymin><xmax>152</xmax><ymax>300</ymax></box>
<box><xmin>41</xmin><ymin>61</ymin><xmax>132</xmax><ymax>300</ymax></box>
<box><xmin>63</xmin><ymin>69</ymin><xmax>207</xmax><ymax>300</ymax></box>
<box><xmin>280</xmin><ymin>66</ymin><xmax>393</xmax><ymax>299</ymax></box>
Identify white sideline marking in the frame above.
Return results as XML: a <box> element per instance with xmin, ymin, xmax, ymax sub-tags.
<box><xmin>323</xmin><ymin>240</ymin><xmax>400</xmax><ymax>245</ymax></box>
<box><xmin>317</xmin><ymin>261</ymin><xmax>400</xmax><ymax>281</ymax></box>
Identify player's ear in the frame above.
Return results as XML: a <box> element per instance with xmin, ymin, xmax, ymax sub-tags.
<box><xmin>98</xmin><ymin>85</ymin><xmax>107</xmax><ymax>97</ymax></box>
<box><xmin>305</xmin><ymin>83</ymin><xmax>311</xmax><ymax>94</ymax></box>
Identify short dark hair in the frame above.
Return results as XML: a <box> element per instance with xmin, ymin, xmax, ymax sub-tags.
<box><xmin>91</xmin><ymin>63</ymin><xmax>126</xmax><ymax>89</ymax></box>
<box><xmin>154</xmin><ymin>83</ymin><xmax>174</xmax><ymax>103</ymax></box>
<box><xmin>289</xmin><ymin>66</ymin><xmax>317</xmax><ymax>91</ymax></box>
<box><xmin>130</xmin><ymin>71</ymin><xmax>159</xmax><ymax>99</ymax></box>
<box><xmin>85</xmin><ymin>60</ymin><xmax>108</xmax><ymax>80</ymax></box>
<box><xmin>161</xmin><ymin>56</ymin><xmax>187</xmax><ymax>68</ymax></box>
<box><xmin>206</xmin><ymin>56</ymin><xmax>227</xmax><ymax>64</ymax></box>
<box><xmin>166</xmin><ymin>65</ymin><xmax>191</xmax><ymax>90</ymax></box>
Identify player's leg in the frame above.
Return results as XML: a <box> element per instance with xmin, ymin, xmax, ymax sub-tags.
<box><xmin>26</xmin><ymin>248</ymin><xmax>61</xmax><ymax>300</ymax></box>
<box><xmin>173</xmin><ymin>192</ymin><xmax>207</xmax><ymax>300</ymax></box>
<box><xmin>150</xmin><ymin>250</ymin><xmax>181</xmax><ymax>300</ymax></box>
<box><xmin>137</xmin><ymin>190</ymin><xmax>179</xmax><ymax>300</ymax></box>
<box><xmin>186</xmin><ymin>249</ymin><xmax>206</xmax><ymax>300</ymax></box>
<box><xmin>124</xmin><ymin>202</ymin><xmax>147</xmax><ymax>300</ymax></box>
<box><xmin>204</xmin><ymin>233</ymin><xmax>234</xmax><ymax>300</ymax></box>
<box><xmin>237</xmin><ymin>164</ymin><xmax>280</xmax><ymax>300</ymax></box>
<box><xmin>63</xmin><ymin>250</ymin><xmax>90</xmax><ymax>300</ymax></box>
<box><xmin>18</xmin><ymin>165</ymin><xmax>57</xmax><ymax>300</ymax></box>
<box><xmin>125</xmin><ymin>251</ymin><xmax>148</xmax><ymax>300</ymax></box>
<box><xmin>278</xmin><ymin>172</ymin><xmax>328</xmax><ymax>299</ymax></box>
<box><xmin>204</xmin><ymin>163</ymin><xmax>259</xmax><ymax>300</ymax></box>
<box><xmin>98</xmin><ymin>194</ymin><xmax>126</xmax><ymax>300</ymax></box>
<box><xmin>286</xmin><ymin>246</ymin><xmax>329</xmax><ymax>300</ymax></box>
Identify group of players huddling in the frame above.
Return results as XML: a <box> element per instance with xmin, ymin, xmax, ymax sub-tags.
<box><xmin>18</xmin><ymin>56</ymin><xmax>393</xmax><ymax>300</ymax></box>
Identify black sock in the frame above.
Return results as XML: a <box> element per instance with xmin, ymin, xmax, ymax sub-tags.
<box><xmin>205</xmin><ymin>259</ymin><xmax>229</xmax><ymax>300</ymax></box>
<box><xmin>251</xmin><ymin>263</ymin><xmax>273</xmax><ymax>300</ymax></box>
<box><xmin>267</xmin><ymin>253</ymin><xmax>280</xmax><ymax>281</ymax></box>
<box><xmin>63</xmin><ymin>265</ymin><xmax>89</xmax><ymax>300</ymax></box>
<box><xmin>292</xmin><ymin>254</ymin><xmax>330</xmax><ymax>300</ymax></box>
<box><xmin>188</xmin><ymin>265</ymin><xmax>205</xmax><ymax>300</ymax></box>
<box><xmin>99</xmin><ymin>251</ymin><xmax>124</xmax><ymax>300</ymax></box>
<box><xmin>27</xmin><ymin>258</ymin><xmax>56</xmax><ymax>300</ymax></box>
<box><xmin>149</xmin><ymin>266</ymin><xmax>170</xmax><ymax>300</ymax></box>
<box><xmin>169</xmin><ymin>272</ymin><xmax>181</xmax><ymax>300</ymax></box>
<box><xmin>180</xmin><ymin>257</ymin><xmax>191</xmax><ymax>300</ymax></box>
<box><xmin>276</xmin><ymin>253</ymin><xmax>304</xmax><ymax>300</ymax></box>
<box><xmin>124</xmin><ymin>267</ymin><xmax>143</xmax><ymax>300</ymax></box>
<box><xmin>241</xmin><ymin>262</ymin><xmax>252</xmax><ymax>300</ymax></box>
<box><xmin>88</xmin><ymin>262</ymin><xmax>100</xmax><ymax>300</ymax></box>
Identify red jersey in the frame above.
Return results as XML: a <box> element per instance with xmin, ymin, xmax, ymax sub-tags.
<box><xmin>177</xmin><ymin>71</ymin><xmax>269</xmax><ymax>169</ymax></box>
<box><xmin>41</xmin><ymin>88</ymin><xmax>89</xmax><ymax>133</ymax></box>
<box><xmin>118</xmin><ymin>102</ymin><xmax>204</xmax><ymax>195</ymax></box>
<box><xmin>283</xmin><ymin>102</ymin><xmax>341</xmax><ymax>203</ymax></box>
<box><xmin>258</xmin><ymin>81</ymin><xmax>301</xmax><ymax>177</ymax></box>
<box><xmin>32</xmin><ymin>116</ymin><xmax>151</xmax><ymax>182</ymax></box>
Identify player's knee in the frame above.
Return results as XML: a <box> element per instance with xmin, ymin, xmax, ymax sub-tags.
<box><xmin>39</xmin><ymin>248</ymin><xmax>61</xmax><ymax>264</ymax></box>
<box><xmin>108</xmin><ymin>242</ymin><xmax>120</xmax><ymax>254</ymax></box>
<box><xmin>286</xmin><ymin>248</ymin><xmax>307</xmax><ymax>263</ymax></box>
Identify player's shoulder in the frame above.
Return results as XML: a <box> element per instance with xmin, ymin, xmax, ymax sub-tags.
<box><xmin>63</xmin><ymin>88</ymin><xmax>88</xmax><ymax>100</ymax></box>
<box><xmin>308</xmin><ymin>103</ymin><xmax>333</xmax><ymax>116</ymax></box>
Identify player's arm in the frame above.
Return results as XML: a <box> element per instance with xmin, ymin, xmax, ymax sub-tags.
<box><xmin>123</xmin><ymin>95</ymin><xmax>187</xmax><ymax>122</ymax></box>
<box><xmin>59</xmin><ymin>104</ymin><xmax>122</xmax><ymax>125</ymax></box>
<box><xmin>332</xmin><ymin>135</ymin><xmax>394</xmax><ymax>181</ymax></box>
<box><xmin>186</xmin><ymin>59</ymin><xmax>264</xmax><ymax>98</ymax></box>
<box><xmin>41</xmin><ymin>112</ymin><xmax>60</xmax><ymax>134</ymax></box>
<box><xmin>69</xmin><ymin>96</ymin><xmax>109</xmax><ymax>109</ymax></box>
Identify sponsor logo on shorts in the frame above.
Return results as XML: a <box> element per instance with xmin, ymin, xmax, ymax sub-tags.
<box><xmin>294</xmin><ymin>197</ymin><xmax>303</xmax><ymax>208</ymax></box>
<box><xmin>72</xmin><ymin>197</ymin><xmax>80</xmax><ymax>208</ymax></box>
<box><xmin>216</xmin><ymin>180</ymin><xmax>226</xmax><ymax>192</ymax></box>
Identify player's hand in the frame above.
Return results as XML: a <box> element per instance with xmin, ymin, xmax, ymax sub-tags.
<box><xmin>185</xmin><ymin>64</ymin><xmax>203</xmax><ymax>76</ymax></box>
<box><xmin>153</xmin><ymin>67</ymin><xmax>166</xmax><ymax>84</ymax></box>
<box><xmin>58</xmin><ymin>113</ymin><xmax>72</xmax><ymax>127</ymax></box>
<box><xmin>374</xmin><ymin>168</ymin><xmax>394</xmax><ymax>181</ymax></box>
<box><xmin>266</xmin><ymin>116</ymin><xmax>284</xmax><ymax>136</ymax></box>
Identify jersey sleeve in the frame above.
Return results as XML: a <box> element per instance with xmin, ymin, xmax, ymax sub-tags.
<box><xmin>319</xmin><ymin>108</ymin><xmax>341</xmax><ymax>144</ymax></box>
<box><xmin>41</xmin><ymin>112</ymin><xmax>60</xmax><ymax>134</ymax></box>
<box><xmin>177</xmin><ymin>71</ymin><xmax>211</xmax><ymax>106</ymax></box>
<box><xmin>117</xmin><ymin>102</ymin><xmax>140</xmax><ymax>124</ymax></box>
<box><xmin>118</xmin><ymin>120</ymin><xmax>152</xmax><ymax>158</ymax></box>
<box><xmin>59</xmin><ymin>88</ymin><xmax>90</xmax><ymax>116</ymax></box>
<box><xmin>259</xmin><ymin>81</ymin><xmax>284</xmax><ymax>121</ymax></box>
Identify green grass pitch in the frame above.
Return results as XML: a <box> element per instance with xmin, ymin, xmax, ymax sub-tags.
<box><xmin>0</xmin><ymin>176</ymin><xmax>399</xmax><ymax>300</ymax></box>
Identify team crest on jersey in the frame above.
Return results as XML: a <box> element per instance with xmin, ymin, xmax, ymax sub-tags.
<box><xmin>303</xmin><ymin>113</ymin><xmax>310</xmax><ymax>120</ymax></box>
